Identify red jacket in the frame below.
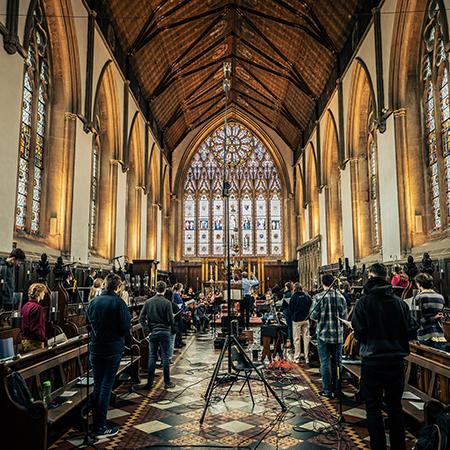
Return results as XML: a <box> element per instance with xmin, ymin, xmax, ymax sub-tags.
<box><xmin>391</xmin><ymin>274</ymin><xmax>408</xmax><ymax>289</ymax></box>
<box><xmin>21</xmin><ymin>299</ymin><xmax>46</xmax><ymax>343</ymax></box>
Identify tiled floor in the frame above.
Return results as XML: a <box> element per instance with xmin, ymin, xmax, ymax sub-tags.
<box><xmin>49</xmin><ymin>331</ymin><xmax>417</xmax><ymax>450</ymax></box>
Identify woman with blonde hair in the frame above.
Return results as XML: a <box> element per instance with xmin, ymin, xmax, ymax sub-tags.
<box><xmin>89</xmin><ymin>278</ymin><xmax>104</xmax><ymax>301</ymax></box>
<box><xmin>117</xmin><ymin>281</ymin><xmax>130</xmax><ymax>306</ymax></box>
<box><xmin>21</xmin><ymin>283</ymin><xmax>48</xmax><ymax>352</ymax></box>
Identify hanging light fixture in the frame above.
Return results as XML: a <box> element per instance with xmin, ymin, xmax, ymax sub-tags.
<box><xmin>221</xmin><ymin>61</ymin><xmax>240</xmax><ymax>255</ymax></box>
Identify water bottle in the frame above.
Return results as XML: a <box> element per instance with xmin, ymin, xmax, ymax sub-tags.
<box><xmin>42</xmin><ymin>380</ymin><xmax>51</xmax><ymax>406</ymax></box>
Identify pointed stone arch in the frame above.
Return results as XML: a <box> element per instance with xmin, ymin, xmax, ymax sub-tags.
<box><xmin>389</xmin><ymin>0</ymin><xmax>437</xmax><ymax>253</ymax></box>
<box><xmin>126</xmin><ymin>112</ymin><xmax>144</xmax><ymax>260</ymax></box>
<box><xmin>295</xmin><ymin>163</ymin><xmax>306</xmax><ymax>245</ymax></box>
<box><xmin>173</xmin><ymin>109</ymin><xmax>291</xmax><ymax>261</ymax></box>
<box><xmin>17</xmin><ymin>0</ymin><xmax>82</xmax><ymax>252</ymax></box>
<box><xmin>305</xmin><ymin>143</ymin><xmax>320</xmax><ymax>240</ymax></box>
<box><xmin>89</xmin><ymin>61</ymin><xmax>121</xmax><ymax>259</ymax></box>
<box><xmin>160</xmin><ymin>164</ymin><xmax>171</xmax><ymax>270</ymax></box>
<box><xmin>347</xmin><ymin>58</ymin><xmax>381</xmax><ymax>260</ymax></box>
<box><xmin>322</xmin><ymin>111</ymin><xmax>343</xmax><ymax>263</ymax></box>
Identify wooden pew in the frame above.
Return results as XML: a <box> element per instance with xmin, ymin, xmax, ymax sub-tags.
<box><xmin>131</xmin><ymin>323</ymin><xmax>149</xmax><ymax>370</ymax></box>
<box><xmin>0</xmin><ymin>336</ymin><xmax>140</xmax><ymax>450</ymax></box>
<box><xmin>342</xmin><ymin>343</ymin><xmax>450</xmax><ymax>423</ymax></box>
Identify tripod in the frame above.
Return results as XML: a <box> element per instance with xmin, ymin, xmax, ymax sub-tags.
<box><xmin>306</xmin><ymin>270</ymin><xmax>346</xmax><ymax>426</ymax></box>
<box><xmin>199</xmin><ymin>62</ymin><xmax>286</xmax><ymax>424</ymax></box>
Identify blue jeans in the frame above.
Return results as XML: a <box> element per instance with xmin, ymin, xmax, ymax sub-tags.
<box><xmin>148</xmin><ymin>330</ymin><xmax>171</xmax><ymax>386</ymax></box>
<box><xmin>169</xmin><ymin>333</ymin><xmax>175</xmax><ymax>360</ymax></box>
<box><xmin>90</xmin><ymin>352</ymin><xmax>122</xmax><ymax>430</ymax></box>
<box><xmin>317</xmin><ymin>339</ymin><xmax>342</xmax><ymax>393</ymax></box>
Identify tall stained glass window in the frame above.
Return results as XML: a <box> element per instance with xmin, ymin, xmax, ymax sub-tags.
<box><xmin>183</xmin><ymin>122</ymin><xmax>283</xmax><ymax>257</ymax></box>
<box><xmin>89</xmin><ymin>138</ymin><xmax>100</xmax><ymax>249</ymax></box>
<box><xmin>16</xmin><ymin>1</ymin><xmax>49</xmax><ymax>234</ymax></box>
<box><xmin>423</xmin><ymin>0</ymin><xmax>450</xmax><ymax>230</ymax></box>
<box><xmin>368</xmin><ymin>136</ymin><xmax>380</xmax><ymax>247</ymax></box>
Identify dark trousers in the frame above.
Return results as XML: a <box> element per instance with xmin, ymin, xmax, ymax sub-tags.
<box><xmin>283</xmin><ymin>309</ymin><xmax>293</xmax><ymax>340</ymax></box>
<box><xmin>90</xmin><ymin>352</ymin><xmax>122</xmax><ymax>431</ymax></box>
<box><xmin>242</xmin><ymin>295</ymin><xmax>252</xmax><ymax>328</ymax></box>
<box><xmin>193</xmin><ymin>316</ymin><xmax>209</xmax><ymax>332</ymax></box>
<box><xmin>361</xmin><ymin>363</ymin><xmax>406</xmax><ymax>450</ymax></box>
<box><xmin>148</xmin><ymin>330</ymin><xmax>171</xmax><ymax>386</ymax></box>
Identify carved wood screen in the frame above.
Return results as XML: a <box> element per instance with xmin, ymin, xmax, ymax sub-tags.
<box><xmin>297</xmin><ymin>236</ymin><xmax>321</xmax><ymax>292</ymax></box>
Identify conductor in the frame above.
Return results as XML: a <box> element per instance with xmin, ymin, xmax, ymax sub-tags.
<box><xmin>241</xmin><ymin>272</ymin><xmax>258</xmax><ymax>329</ymax></box>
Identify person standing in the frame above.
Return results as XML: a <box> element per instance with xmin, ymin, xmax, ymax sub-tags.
<box><xmin>0</xmin><ymin>248</ymin><xmax>26</xmax><ymax>310</ymax></box>
<box><xmin>310</xmin><ymin>274</ymin><xmax>347</xmax><ymax>398</ymax></box>
<box><xmin>172</xmin><ymin>283</ymin><xmax>186</xmax><ymax>348</ymax></box>
<box><xmin>352</xmin><ymin>263</ymin><xmax>416</xmax><ymax>450</ymax></box>
<box><xmin>21</xmin><ymin>283</ymin><xmax>47</xmax><ymax>352</ymax></box>
<box><xmin>241</xmin><ymin>272</ymin><xmax>259</xmax><ymax>329</ymax></box>
<box><xmin>139</xmin><ymin>281</ymin><xmax>175</xmax><ymax>389</ymax></box>
<box><xmin>414</xmin><ymin>272</ymin><xmax>447</xmax><ymax>351</ymax></box>
<box><xmin>86</xmin><ymin>268</ymin><xmax>97</xmax><ymax>287</ymax></box>
<box><xmin>289</xmin><ymin>283</ymin><xmax>312</xmax><ymax>364</ymax></box>
<box><xmin>87</xmin><ymin>273</ymin><xmax>131</xmax><ymax>437</ymax></box>
<box><xmin>84</xmin><ymin>268</ymin><xmax>97</xmax><ymax>301</ymax></box>
<box><xmin>282</xmin><ymin>282</ymin><xmax>294</xmax><ymax>347</ymax></box>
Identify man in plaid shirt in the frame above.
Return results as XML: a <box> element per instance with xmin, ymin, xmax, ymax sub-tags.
<box><xmin>310</xmin><ymin>274</ymin><xmax>348</xmax><ymax>398</ymax></box>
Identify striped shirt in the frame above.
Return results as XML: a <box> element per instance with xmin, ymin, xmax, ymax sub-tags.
<box><xmin>310</xmin><ymin>289</ymin><xmax>348</xmax><ymax>344</ymax></box>
<box><xmin>414</xmin><ymin>291</ymin><xmax>445</xmax><ymax>341</ymax></box>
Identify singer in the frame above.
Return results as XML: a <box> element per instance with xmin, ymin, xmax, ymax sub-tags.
<box><xmin>86</xmin><ymin>273</ymin><xmax>132</xmax><ymax>438</ymax></box>
<box><xmin>0</xmin><ymin>248</ymin><xmax>26</xmax><ymax>310</ymax></box>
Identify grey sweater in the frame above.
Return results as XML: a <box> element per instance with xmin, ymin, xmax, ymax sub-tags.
<box><xmin>139</xmin><ymin>294</ymin><xmax>174</xmax><ymax>335</ymax></box>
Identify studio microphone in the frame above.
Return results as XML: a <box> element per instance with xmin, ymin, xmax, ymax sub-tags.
<box><xmin>111</xmin><ymin>255</ymin><xmax>125</xmax><ymax>261</ymax></box>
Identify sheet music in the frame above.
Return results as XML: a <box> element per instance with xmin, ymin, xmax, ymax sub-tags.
<box><xmin>336</xmin><ymin>316</ymin><xmax>352</xmax><ymax>328</ymax></box>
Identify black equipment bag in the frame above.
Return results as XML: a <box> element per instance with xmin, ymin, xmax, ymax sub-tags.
<box><xmin>7</xmin><ymin>371</ymin><xmax>34</xmax><ymax>410</ymax></box>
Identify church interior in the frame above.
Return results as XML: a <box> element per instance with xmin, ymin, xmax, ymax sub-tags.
<box><xmin>1</xmin><ymin>0</ymin><xmax>450</xmax><ymax>449</ymax></box>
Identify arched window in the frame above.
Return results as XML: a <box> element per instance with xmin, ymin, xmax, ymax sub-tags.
<box><xmin>368</xmin><ymin>107</ymin><xmax>381</xmax><ymax>249</ymax></box>
<box><xmin>423</xmin><ymin>0</ymin><xmax>450</xmax><ymax>230</ymax></box>
<box><xmin>348</xmin><ymin>60</ymin><xmax>381</xmax><ymax>259</ymax></box>
<box><xmin>89</xmin><ymin>134</ymin><xmax>100</xmax><ymax>250</ymax></box>
<box><xmin>16</xmin><ymin>1</ymin><xmax>50</xmax><ymax>234</ymax></box>
<box><xmin>183</xmin><ymin>122</ymin><xmax>283</xmax><ymax>257</ymax></box>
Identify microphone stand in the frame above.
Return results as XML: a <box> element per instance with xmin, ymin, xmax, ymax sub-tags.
<box><xmin>305</xmin><ymin>269</ymin><xmax>346</xmax><ymax>428</ymax></box>
<box><xmin>75</xmin><ymin>289</ymin><xmax>98</xmax><ymax>449</ymax></box>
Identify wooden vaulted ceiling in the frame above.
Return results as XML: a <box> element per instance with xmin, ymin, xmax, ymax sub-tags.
<box><xmin>102</xmin><ymin>0</ymin><xmax>360</xmax><ymax>152</ymax></box>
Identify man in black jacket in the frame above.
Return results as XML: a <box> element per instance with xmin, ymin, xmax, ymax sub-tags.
<box><xmin>0</xmin><ymin>248</ymin><xmax>26</xmax><ymax>310</ymax></box>
<box><xmin>352</xmin><ymin>263</ymin><xmax>417</xmax><ymax>450</ymax></box>
<box><xmin>87</xmin><ymin>273</ymin><xmax>132</xmax><ymax>437</ymax></box>
<box><xmin>289</xmin><ymin>282</ymin><xmax>312</xmax><ymax>363</ymax></box>
<box><xmin>139</xmin><ymin>281</ymin><xmax>175</xmax><ymax>389</ymax></box>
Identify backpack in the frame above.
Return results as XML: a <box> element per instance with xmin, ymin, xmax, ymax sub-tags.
<box><xmin>435</xmin><ymin>412</ymin><xmax>450</xmax><ymax>450</ymax></box>
<box><xmin>7</xmin><ymin>371</ymin><xmax>34</xmax><ymax>410</ymax></box>
<box><xmin>415</xmin><ymin>409</ymin><xmax>450</xmax><ymax>450</ymax></box>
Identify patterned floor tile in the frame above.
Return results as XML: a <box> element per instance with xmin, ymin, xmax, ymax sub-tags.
<box><xmin>345</xmin><ymin>407</ymin><xmax>367</xmax><ymax>419</ymax></box>
<box><xmin>134</xmin><ymin>419</ymin><xmax>172</xmax><ymax>434</ymax></box>
<box><xmin>107</xmin><ymin>408</ymin><xmax>130</xmax><ymax>419</ymax></box>
<box><xmin>218</xmin><ymin>419</ymin><xmax>255</xmax><ymax>433</ymax></box>
<box><xmin>151</xmin><ymin>400</ymin><xmax>181</xmax><ymax>409</ymax></box>
<box><xmin>49</xmin><ymin>333</ymin><xmax>417</xmax><ymax>450</ymax></box>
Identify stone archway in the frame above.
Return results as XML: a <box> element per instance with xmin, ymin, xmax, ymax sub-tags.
<box><xmin>305</xmin><ymin>143</ymin><xmax>320</xmax><ymax>240</ymax></box>
<box><xmin>322</xmin><ymin>111</ymin><xmax>343</xmax><ymax>264</ymax></box>
<box><xmin>347</xmin><ymin>59</ymin><xmax>379</xmax><ymax>261</ymax></box>
<box><xmin>126</xmin><ymin>113</ymin><xmax>144</xmax><ymax>261</ymax></box>
<box><xmin>91</xmin><ymin>61</ymin><xmax>121</xmax><ymax>260</ymax></box>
